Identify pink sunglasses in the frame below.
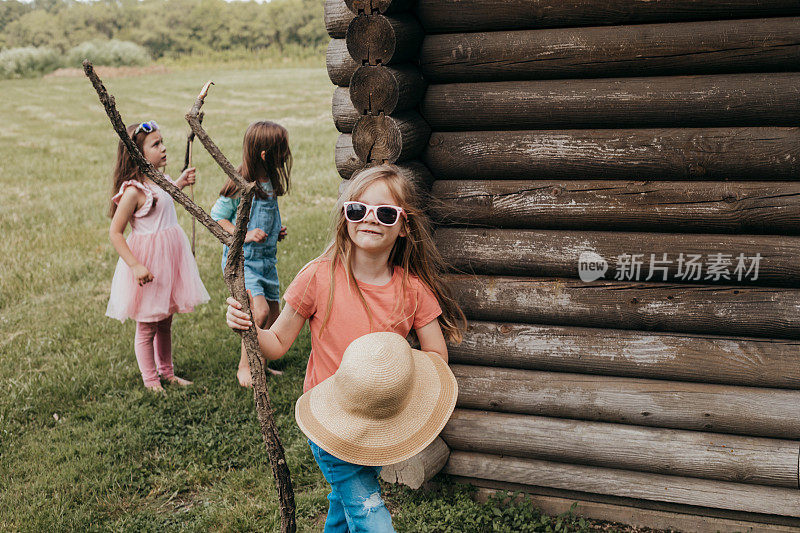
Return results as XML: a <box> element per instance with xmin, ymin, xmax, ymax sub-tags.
<box><xmin>343</xmin><ymin>201</ymin><xmax>406</xmax><ymax>226</ymax></box>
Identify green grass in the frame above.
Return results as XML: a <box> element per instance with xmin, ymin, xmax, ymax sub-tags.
<box><xmin>0</xmin><ymin>66</ymin><xmax>593</xmax><ymax>531</ymax></box>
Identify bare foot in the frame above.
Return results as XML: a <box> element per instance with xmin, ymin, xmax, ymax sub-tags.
<box><xmin>165</xmin><ymin>375</ymin><xmax>193</xmax><ymax>387</ymax></box>
<box><xmin>267</xmin><ymin>367</ymin><xmax>284</xmax><ymax>376</ymax></box>
<box><xmin>237</xmin><ymin>366</ymin><xmax>253</xmax><ymax>388</ymax></box>
<box><xmin>146</xmin><ymin>383</ymin><xmax>165</xmax><ymax>393</ymax></box>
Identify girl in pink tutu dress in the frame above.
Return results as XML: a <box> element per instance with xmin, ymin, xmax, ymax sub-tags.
<box><xmin>106</xmin><ymin>121</ymin><xmax>210</xmax><ymax>391</ymax></box>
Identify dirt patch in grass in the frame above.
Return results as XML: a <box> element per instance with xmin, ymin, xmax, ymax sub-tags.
<box><xmin>45</xmin><ymin>65</ymin><xmax>170</xmax><ymax>78</ymax></box>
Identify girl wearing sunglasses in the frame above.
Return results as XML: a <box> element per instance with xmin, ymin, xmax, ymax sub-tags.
<box><xmin>225</xmin><ymin>164</ymin><xmax>465</xmax><ymax>532</ymax></box>
<box><xmin>106</xmin><ymin>121</ymin><xmax>209</xmax><ymax>392</ymax></box>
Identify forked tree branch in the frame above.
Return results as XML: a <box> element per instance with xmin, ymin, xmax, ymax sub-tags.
<box><xmin>83</xmin><ymin>61</ymin><xmax>297</xmax><ymax>533</ymax></box>
<box><xmin>185</xmin><ymin>81</ymin><xmax>250</xmax><ymax>192</ymax></box>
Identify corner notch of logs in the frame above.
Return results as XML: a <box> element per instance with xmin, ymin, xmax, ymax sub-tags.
<box><xmin>328</xmin><ymin>0</ymin><xmax>433</xmax><ymax>191</ymax></box>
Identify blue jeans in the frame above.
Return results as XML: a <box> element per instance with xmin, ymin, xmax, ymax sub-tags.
<box><xmin>309</xmin><ymin>440</ymin><xmax>395</xmax><ymax>533</ymax></box>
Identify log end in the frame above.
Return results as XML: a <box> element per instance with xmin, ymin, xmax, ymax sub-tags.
<box><xmin>347</xmin><ymin>14</ymin><xmax>396</xmax><ymax>65</ymax></box>
<box><xmin>380</xmin><ymin>437</ymin><xmax>450</xmax><ymax>489</ymax></box>
<box><xmin>352</xmin><ymin>114</ymin><xmax>402</xmax><ymax>163</ymax></box>
<box><xmin>350</xmin><ymin>65</ymin><xmax>399</xmax><ymax>114</ymax></box>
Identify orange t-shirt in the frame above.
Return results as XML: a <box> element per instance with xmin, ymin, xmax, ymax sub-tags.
<box><xmin>283</xmin><ymin>258</ymin><xmax>442</xmax><ymax>393</ymax></box>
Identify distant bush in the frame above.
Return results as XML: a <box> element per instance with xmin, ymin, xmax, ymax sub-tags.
<box><xmin>0</xmin><ymin>40</ymin><xmax>152</xmax><ymax>79</ymax></box>
<box><xmin>66</xmin><ymin>40</ymin><xmax>151</xmax><ymax>68</ymax></box>
<box><xmin>0</xmin><ymin>46</ymin><xmax>61</xmax><ymax>78</ymax></box>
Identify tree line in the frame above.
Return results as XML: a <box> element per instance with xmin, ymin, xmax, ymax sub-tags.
<box><xmin>0</xmin><ymin>0</ymin><xmax>327</xmax><ymax>59</ymax></box>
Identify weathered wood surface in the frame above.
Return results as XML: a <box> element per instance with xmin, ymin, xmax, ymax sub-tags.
<box><xmin>346</xmin><ymin>13</ymin><xmax>424</xmax><ymax>65</ymax></box>
<box><xmin>421</xmin><ymin>73</ymin><xmax>800</xmax><ymax>131</ymax></box>
<box><xmin>346</xmin><ymin>0</ymin><xmax>416</xmax><ymax>15</ymax></box>
<box><xmin>420</xmin><ymin>17</ymin><xmax>800</xmax><ymax>83</ymax></box>
<box><xmin>335</xmin><ymin>134</ymin><xmax>363</xmax><ymax>178</ymax></box>
<box><xmin>442</xmin><ymin>409</ymin><xmax>800</xmax><ymax>486</ymax></box>
<box><xmin>423</xmin><ymin>128</ymin><xmax>800</xmax><ymax>181</ymax></box>
<box><xmin>429</xmin><ymin>180</ymin><xmax>800</xmax><ymax>235</ymax></box>
<box><xmin>444</xmin><ymin>452</ymin><xmax>800</xmax><ymax>517</ymax></box>
<box><xmin>450</xmin><ymin>320</ymin><xmax>800</xmax><ymax>389</ymax></box>
<box><xmin>445</xmin><ymin>274</ymin><xmax>800</xmax><ymax>339</ymax></box>
<box><xmin>450</xmin><ymin>368</ymin><xmax>800</xmax><ymax>438</ymax></box>
<box><xmin>415</xmin><ymin>0</ymin><xmax>800</xmax><ymax>33</ymax></box>
<box><xmin>380</xmin><ymin>437</ymin><xmax>450</xmax><ymax>488</ymax></box>
<box><xmin>473</xmin><ymin>487</ymin><xmax>800</xmax><ymax>533</ymax></box>
<box><xmin>325</xmin><ymin>0</ymin><xmax>356</xmax><ymax>38</ymax></box>
<box><xmin>394</xmin><ymin>161</ymin><xmax>434</xmax><ymax>189</ymax></box>
<box><xmin>335</xmin><ymin>141</ymin><xmax>433</xmax><ymax>185</ymax></box>
<box><xmin>352</xmin><ymin>111</ymin><xmax>430</xmax><ymax>163</ymax></box>
<box><xmin>349</xmin><ymin>64</ymin><xmax>426</xmax><ymax>115</ymax></box>
<box><xmin>327</xmin><ymin>39</ymin><xmax>358</xmax><ymax>87</ymax></box>
<box><xmin>333</xmin><ymin>87</ymin><xmax>359</xmax><ymax>133</ymax></box>
<box><xmin>434</xmin><ymin>228</ymin><xmax>799</xmax><ymax>287</ymax></box>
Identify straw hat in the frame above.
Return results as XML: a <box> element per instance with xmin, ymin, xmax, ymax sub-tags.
<box><xmin>295</xmin><ymin>331</ymin><xmax>458</xmax><ymax>466</ymax></box>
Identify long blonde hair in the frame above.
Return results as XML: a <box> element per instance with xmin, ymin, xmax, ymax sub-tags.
<box><xmin>318</xmin><ymin>165</ymin><xmax>466</xmax><ymax>343</ymax></box>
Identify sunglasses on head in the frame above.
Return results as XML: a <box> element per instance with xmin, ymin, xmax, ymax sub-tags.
<box><xmin>134</xmin><ymin>121</ymin><xmax>158</xmax><ymax>136</ymax></box>
<box><xmin>343</xmin><ymin>201</ymin><xmax>406</xmax><ymax>226</ymax></box>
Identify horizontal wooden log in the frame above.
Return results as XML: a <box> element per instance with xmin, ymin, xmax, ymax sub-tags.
<box><xmin>415</xmin><ymin>0</ymin><xmax>800</xmax><ymax>33</ymax></box>
<box><xmin>423</xmin><ymin>128</ymin><xmax>800</xmax><ymax>181</ymax></box>
<box><xmin>380</xmin><ymin>437</ymin><xmax>449</xmax><ymax>489</ymax></box>
<box><xmin>333</xmin><ymin>87</ymin><xmax>359</xmax><ymax>133</ymax></box>
<box><xmin>352</xmin><ymin>111</ymin><xmax>430</xmax><ymax>163</ymax></box>
<box><xmin>451</xmin><ymin>368</ymin><xmax>800</xmax><ymax>439</ymax></box>
<box><xmin>450</xmin><ymin>320</ymin><xmax>800</xmax><ymax>389</ymax></box>
<box><xmin>327</xmin><ymin>39</ymin><xmax>358</xmax><ymax>87</ymax></box>
<box><xmin>349</xmin><ymin>64</ymin><xmax>426</xmax><ymax>115</ymax></box>
<box><xmin>422</xmin><ymin>73</ymin><xmax>800</xmax><ymax>131</ymax></box>
<box><xmin>472</xmin><ymin>487</ymin><xmax>800</xmax><ymax>533</ymax></box>
<box><xmin>335</xmin><ymin>150</ymin><xmax>433</xmax><ymax>189</ymax></box>
<box><xmin>435</xmin><ymin>228</ymin><xmax>800</xmax><ymax>287</ymax></box>
<box><xmin>339</xmin><ymin>160</ymin><xmax>434</xmax><ymax>190</ymax></box>
<box><xmin>444</xmin><ymin>451</ymin><xmax>800</xmax><ymax>517</ymax></box>
<box><xmin>445</xmin><ymin>274</ymin><xmax>800</xmax><ymax>339</ymax></box>
<box><xmin>420</xmin><ymin>17</ymin><xmax>800</xmax><ymax>83</ymax></box>
<box><xmin>346</xmin><ymin>0</ymin><xmax>415</xmax><ymax>15</ymax></box>
<box><xmin>325</xmin><ymin>0</ymin><xmax>356</xmax><ymax>38</ymax></box>
<box><xmin>335</xmin><ymin>134</ymin><xmax>363</xmax><ymax>178</ymax></box>
<box><xmin>429</xmin><ymin>180</ymin><xmax>800</xmax><ymax>235</ymax></box>
<box><xmin>346</xmin><ymin>13</ymin><xmax>424</xmax><ymax>65</ymax></box>
<box><xmin>394</xmin><ymin>161</ymin><xmax>434</xmax><ymax>189</ymax></box>
<box><xmin>442</xmin><ymin>409</ymin><xmax>800</xmax><ymax>485</ymax></box>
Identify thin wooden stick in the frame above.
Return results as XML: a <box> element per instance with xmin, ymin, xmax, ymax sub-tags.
<box><xmin>83</xmin><ymin>61</ymin><xmax>297</xmax><ymax>533</ymax></box>
<box><xmin>183</xmin><ymin>111</ymin><xmax>203</xmax><ymax>257</ymax></box>
<box><xmin>187</xmin><ymin>80</ymin><xmax>297</xmax><ymax>533</ymax></box>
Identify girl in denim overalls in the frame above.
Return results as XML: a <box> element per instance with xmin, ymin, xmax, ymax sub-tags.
<box><xmin>210</xmin><ymin>121</ymin><xmax>291</xmax><ymax>386</ymax></box>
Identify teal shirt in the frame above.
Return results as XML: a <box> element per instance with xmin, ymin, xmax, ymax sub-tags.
<box><xmin>209</xmin><ymin>181</ymin><xmax>275</xmax><ymax>224</ymax></box>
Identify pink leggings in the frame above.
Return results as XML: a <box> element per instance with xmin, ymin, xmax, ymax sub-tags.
<box><xmin>134</xmin><ymin>316</ymin><xmax>174</xmax><ymax>387</ymax></box>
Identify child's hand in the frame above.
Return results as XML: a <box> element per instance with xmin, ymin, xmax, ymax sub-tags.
<box><xmin>278</xmin><ymin>225</ymin><xmax>287</xmax><ymax>242</ymax></box>
<box><xmin>176</xmin><ymin>167</ymin><xmax>196</xmax><ymax>189</ymax></box>
<box><xmin>133</xmin><ymin>264</ymin><xmax>154</xmax><ymax>286</ymax></box>
<box><xmin>226</xmin><ymin>295</ymin><xmax>253</xmax><ymax>330</ymax></box>
<box><xmin>245</xmin><ymin>228</ymin><xmax>267</xmax><ymax>243</ymax></box>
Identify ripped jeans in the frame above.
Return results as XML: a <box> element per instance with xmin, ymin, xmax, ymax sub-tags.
<box><xmin>309</xmin><ymin>440</ymin><xmax>395</xmax><ymax>533</ymax></box>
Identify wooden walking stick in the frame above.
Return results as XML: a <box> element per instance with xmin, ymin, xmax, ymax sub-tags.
<box><xmin>83</xmin><ymin>62</ymin><xmax>297</xmax><ymax>533</ymax></box>
<box><xmin>183</xmin><ymin>110</ymin><xmax>205</xmax><ymax>256</ymax></box>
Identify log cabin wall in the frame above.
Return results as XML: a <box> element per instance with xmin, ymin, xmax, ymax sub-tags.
<box><xmin>327</xmin><ymin>0</ymin><xmax>800</xmax><ymax>527</ymax></box>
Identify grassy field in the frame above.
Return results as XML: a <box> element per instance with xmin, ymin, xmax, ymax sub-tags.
<box><xmin>0</xmin><ymin>66</ymin><xmax>591</xmax><ymax>531</ymax></box>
